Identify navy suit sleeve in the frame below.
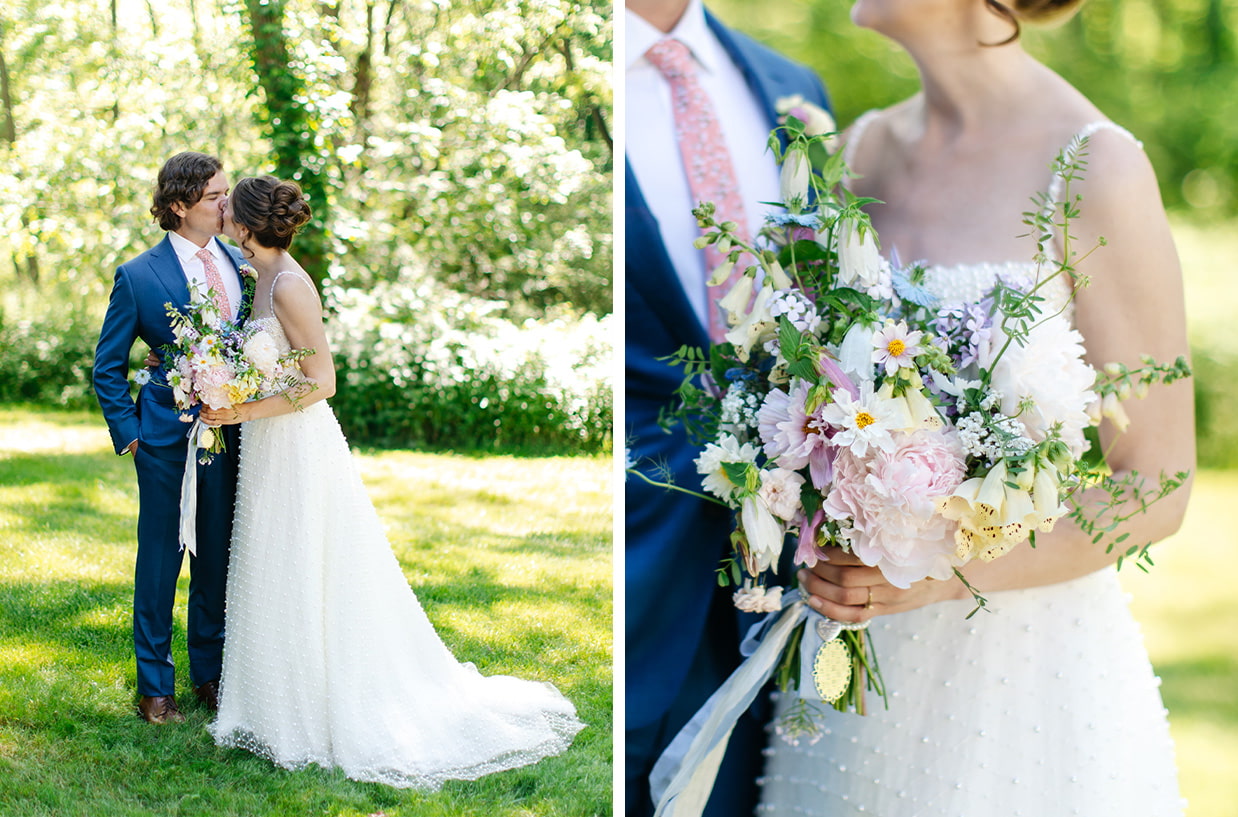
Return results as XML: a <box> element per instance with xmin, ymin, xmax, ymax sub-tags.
<box><xmin>94</xmin><ymin>265</ymin><xmax>141</xmax><ymax>455</ymax></box>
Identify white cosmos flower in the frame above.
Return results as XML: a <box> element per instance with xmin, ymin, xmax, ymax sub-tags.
<box><xmin>819</xmin><ymin>380</ymin><xmax>901</xmax><ymax>457</ymax></box>
<box><xmin>695</xmin><ymin>434</ymin><xmax>761</xmax><ymax>504</ymax></box>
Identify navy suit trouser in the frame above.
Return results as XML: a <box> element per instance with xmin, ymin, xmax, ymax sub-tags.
<box><xmin>132</xmin><ymin>427</ymin><xmax>238</xmax><ymax>697</ymax></box>
<box><xmin>626</xmin><ymin>595</ymin><xmax>767</xmax><ymax>817</ymax></box>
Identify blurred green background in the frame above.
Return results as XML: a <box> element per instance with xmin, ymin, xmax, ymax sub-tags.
<box><xmin>0</xmin><ymin>0</ymin><xmax>612</xmax><ymax>455</ymax></box>
<box><xmin>709</xmin><ymin>0</ymin><xmax>1238</xmax><ymax>813</ymax></box>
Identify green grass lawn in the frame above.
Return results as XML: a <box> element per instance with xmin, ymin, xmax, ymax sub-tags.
<box><xmin>0</xmin><ymin>408</ymin><xmax>612</xmax><ymax>817</ymax></box>
<box><xmin>1121</xmin><ymin>470</ymin><xmax>1238</xmax><ymax>817</ymax></box>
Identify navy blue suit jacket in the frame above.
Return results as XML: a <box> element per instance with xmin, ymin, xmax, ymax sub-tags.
<box><xmin>626</xmin><ymin>15</ymin><xmax>831</xmax><ymax>731</ymax></box>
<box><xmin>94</xmin><ymin>234</ymin><xmax>247</xmax><ymax>460</ymax></box>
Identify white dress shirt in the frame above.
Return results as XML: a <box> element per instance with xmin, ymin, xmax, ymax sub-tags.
<box><xmin>168</xmin><ymin>231</ymin><xmax>242</xmax><ymax>322</ymax></box>
<box><xmin>626</xmin><ymin>0</ymin><xmax>781</xmax><ymax>328</ymax></box>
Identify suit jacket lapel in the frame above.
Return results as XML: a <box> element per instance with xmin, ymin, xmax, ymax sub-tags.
<box><xmin>626</xmin><ymin>160</ymin><xmax>711</xmax><ymax>351</ymax></box>
<box><xmin>146</xmin><ymin>234</ymin><xmax>191</xmax><ymax>311</ymax></box>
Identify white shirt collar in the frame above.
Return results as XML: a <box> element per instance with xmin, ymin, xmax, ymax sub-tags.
<box><xmin>168</xmin><ymin>231</ymin><xmax>224</xmax><ymax>265</ymax></box>
<box><xmin>625</xmin><ymin>0</ymin><xmax>720</xmax><ymax>76</ymax></box>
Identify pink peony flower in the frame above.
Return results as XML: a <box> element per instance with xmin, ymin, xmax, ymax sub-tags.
<box><xmin>195</xmin><ymin>362</ymin><xmax>238</xmax><ymax>410</ymax></box>
<box><xmin>822</xmin><ymin>429</ymin><xmax>967</xmax><ymax>587</ymax></box>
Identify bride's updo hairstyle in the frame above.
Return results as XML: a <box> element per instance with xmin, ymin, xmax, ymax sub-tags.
<box><xmin>230</xmin><ymin>175</ymin><xmax>312</xmax><ymax>255</ymax></box>
<box><xmin>984</xmin><ymin>0</ymin><xmax>1087</xmax><ymax>46</ymax></box>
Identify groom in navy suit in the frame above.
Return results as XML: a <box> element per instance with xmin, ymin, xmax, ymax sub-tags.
<box><xmin>625</xmin><ymin>2</ymin><xmax>830</xmax><ymax>815</ymax></box>
<box><xmin>93</xmin><ymin>151</ymin><xmax>246</xmax><ymax>724</ymax></box>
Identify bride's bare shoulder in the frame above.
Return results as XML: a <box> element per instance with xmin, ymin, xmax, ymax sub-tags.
<box><xmin>839</xmin><ymin>98</ymin><xmax>919</xmax><ymax>184</ymax></box>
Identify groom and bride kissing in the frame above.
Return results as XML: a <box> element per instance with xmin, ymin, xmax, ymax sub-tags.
<box><xmin>93</xmin><ymin>151</ymin><xmax>582</xmax><ymax>787</ymax></box>
<box><xmin>627</xmin><ymin>0</ymin><xmax>1191</xmax><ymax>816</ymax></box>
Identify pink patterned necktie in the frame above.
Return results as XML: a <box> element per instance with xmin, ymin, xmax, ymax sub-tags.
<box><xmin>645</xmin><ymin>38</ymin><xmax>750</xmax><ymax>343</ymax></box>
<box><xmin>195</xmin><ymin>247</ymin><xmax>233</xmax><ymax>321</ymax></box>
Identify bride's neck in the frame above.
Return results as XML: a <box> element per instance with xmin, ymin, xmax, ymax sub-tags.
<box><xmin>243</xmin><ymin>245</ymin><xmax>288</xmax><ymax>276</ymax></box>
<box><xmin>904</xmin><ymin>38</ymin><xmax>1044</xmax><ymax>139</ymax></box>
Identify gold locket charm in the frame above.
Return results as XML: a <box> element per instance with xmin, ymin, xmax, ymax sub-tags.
<box><xmin>811</xmin><ymin>627</ymin><xmax>851</xmax><ymax>703</ymax></box>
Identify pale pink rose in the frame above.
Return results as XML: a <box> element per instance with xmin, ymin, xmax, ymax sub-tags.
<box><xmin>823</xmin><ymin>429</ymin><xmax>966</xmax><ymax>587</ymax></box>
<box><xmin>733</xmin><ymin>584</ymin><xmax>784</xmax><ymax>614</ymax></box>
<box><xmin>758</xmin><ymin>468</ymin><xmax>806</xmax><ymax>521</ymax></box>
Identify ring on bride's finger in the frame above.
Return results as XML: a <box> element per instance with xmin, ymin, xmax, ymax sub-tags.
<box><xmin>864</xmin><ymin>587</ymin><xmax>873</xmax><ymax>609</ymax></box>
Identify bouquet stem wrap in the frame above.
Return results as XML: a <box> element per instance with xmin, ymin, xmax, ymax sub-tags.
<box><xmin>177</xmin><ymin>418</ymin><xmax>216</xmax><ymax>556</ymax></box>
<box><xmin>652</xmin><ymin>591</ymin><xmax>854</xmax><ymax>817</ymax></box>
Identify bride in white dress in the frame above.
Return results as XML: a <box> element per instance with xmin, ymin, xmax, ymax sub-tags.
<box><xmin>198</xmin><ymin>176</ymin><xmax>582</xmax><ymax>788</ymax></box>
<box><xmin>758</xmin><ymin>0</ymin><xmax>1193</xmax><ymax>814</ymax></box>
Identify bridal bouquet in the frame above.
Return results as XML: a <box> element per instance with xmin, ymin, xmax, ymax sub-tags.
<box><xmin>163</xmin><ymin>268</ymin><xmax>308</xmax><ymax>463</ymax></box>
<box><xmin>635</xmin><ymin>101</ymin><xmax>1191</xmax><ymax>736</ymax></box>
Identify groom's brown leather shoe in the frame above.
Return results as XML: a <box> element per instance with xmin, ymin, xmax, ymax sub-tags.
<box><xmin>137</xmin><ymin>695</ymin><xmax>185</xmax><ymax>724</ymax></box>
<box><xmin>193</xmin><ymin>679</ymin><xmax>220</xmax><ymax>712</ymax></box>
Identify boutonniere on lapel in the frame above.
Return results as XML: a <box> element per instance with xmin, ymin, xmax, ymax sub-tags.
<box><xmin>775</xmin><ymin>96</ymin><xmax>837</xmax><ymax>143</ymax></box>
<box><xmin>775</xmin><ymin>97</ymin><xmax>839</xmax><ymax>181</ymax></box>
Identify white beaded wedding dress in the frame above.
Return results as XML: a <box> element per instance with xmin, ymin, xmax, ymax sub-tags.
<box><xmin>209</xmin><ymin>280</ymin><xmax>583</xmax><ymax>788</ymax></box>
<box><xmin>756</xmin><ymin>119</ymin><xmax>1185</xmax><ymax>816</ymax></box>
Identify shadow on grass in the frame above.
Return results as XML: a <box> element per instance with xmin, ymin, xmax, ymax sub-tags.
<box><xmin>0</xmin><ymin>450</ymin><xmax>132</xmax><ymax>487</ymax></box>
<box><xmin>0</xmin><ymin>579</ymin><xmax>132</xmax><ymax>660</ymax></box>
<box><xmin>0</xmin><ymin>452</ymin><xmax>136</xmax><ymax>540</ymax></box>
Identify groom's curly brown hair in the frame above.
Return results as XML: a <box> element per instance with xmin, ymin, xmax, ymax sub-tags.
<box><xmin>150</xmin><ymin>151</ymin><xmax>223</xmax><ymax>231</ymax></box>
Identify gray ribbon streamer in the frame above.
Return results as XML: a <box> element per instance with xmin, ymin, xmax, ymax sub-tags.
<box><xmin>177</xmin><ymin>419</ymin><xmax>210</xmax><ymax>556</ymax></box>
<box><xmin>651</xmin><ymin>594</ymin><xmax>810</xmax><ymax>817</ymax></box>
<box><xmin>651</xmin><ymin>589</ymin><xmax>868</xmax><ymax>816</ymax></box>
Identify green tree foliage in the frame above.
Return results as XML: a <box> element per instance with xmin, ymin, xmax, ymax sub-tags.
<box><xmin>0</xmin><ymin>0</ymin><xmax>612</xmax><ymax>453</ymax></box>
<box><xmin>0</xmin><ymin>0</ymin><xmax>611</xmax><ymax>315</ymax></box>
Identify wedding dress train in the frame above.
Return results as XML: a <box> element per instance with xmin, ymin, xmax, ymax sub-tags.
<box><xmin>209</xmin><ymin>296</ymin><xmax>583</xmax><ymax>788</ymax></box>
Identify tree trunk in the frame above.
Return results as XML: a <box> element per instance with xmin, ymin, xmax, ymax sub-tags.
<box><xmin>350</xmin><ymin>0</ymin><xmax>375</xmax><ymax>124</ymax></box>
<box><xmin>0</xmin><ymin>28</ymin><xmax>16</xmax><ymax>144</ymax></box>
<box><xmin>244</xmin><ymin>0</ymin><xmax>331</xmax><ymax>288</ymax></box>
<box><xmin>1205</xmin><ymin>0</ymin><xmax>1230</xmax><ymax>67</ymax></box>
